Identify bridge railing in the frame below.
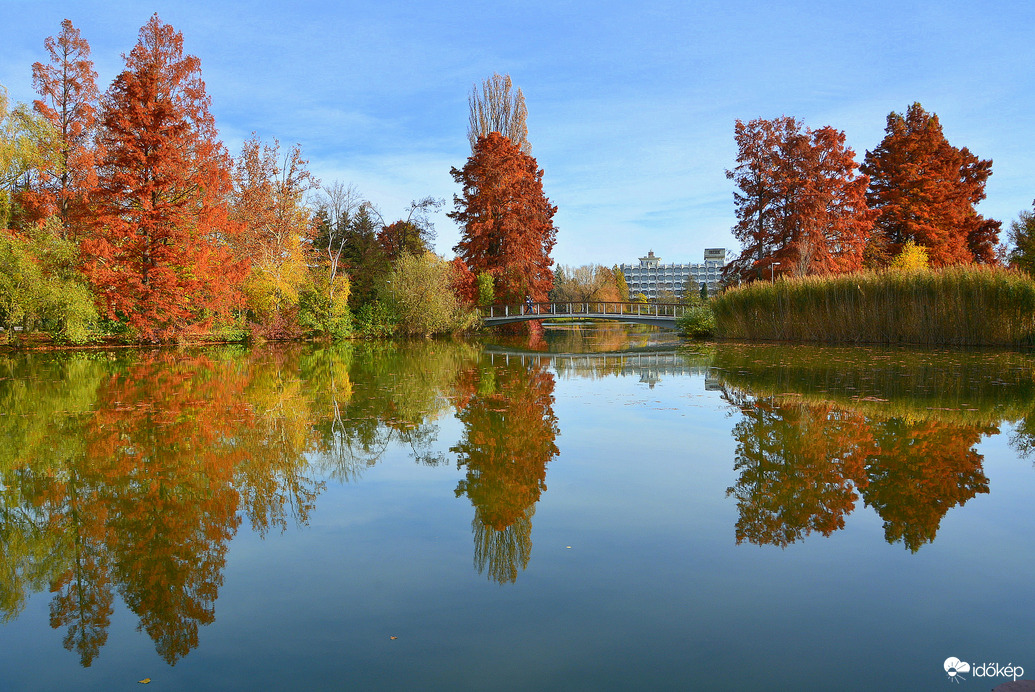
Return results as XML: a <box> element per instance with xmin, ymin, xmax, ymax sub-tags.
<box><xmin>480</xmin><ymin>301</ymin><xmax>687</xmax><ymax>319</ymax></box>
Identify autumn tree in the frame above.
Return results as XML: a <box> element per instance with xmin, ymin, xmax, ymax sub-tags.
<box><xmin>381</xmin><ymin>252</ymin><xmax>478</xmax><ymax>337</ymax></box>
<box><xmin>726</xmin><ymin>116</ymin><xmax>874</xmax><ymax>282</ymax></box>
<box><xmin>467</xmin><ymin>72</ymin><xmax>530</xmax><ymax>154</ymax></box>
<box><xmin>377</xmin><ymin>196</ymin><xmax>441</xmax><ymax>263</ymax></box>
<box><xmin>861</xmin><ymin>103</ymin><xmax>1000</xmax><ymax>267</ymax></box>
<box><xmin>0</xmin><ymin>86</ymin><xmax>59</xmax><ymax>227</ymax></box>
<box><xmin>84</xmin><ymin>15</ymin><xmax>244</xmax><ymax>340</ymax></box>
<box><xmin>449</xmin><ymin>132</ymin><xmax>557</xmax><ymax>304</ymax></box>
<box><xmin>1007</xmin><ymin>202</ymin><xmax>1035</xmax><ymax>277</ymax></box>
<box><xmin>613</xmin><ymin>265</ymin><xmax>629</xmax><ymax>301</ymax></box>
<box><xmin>551</xmin><ymin>263</ymin><xmax>621</xmax><ymax>302</ymax></box>
<box><xmin>230</xmin><ymin>134</ymin><xmax>319</xmax><ymax>337</ymax></box>
<box><xmin>23</xmin><ymin>19</ymin><xmax>100</xmax><ymax>236</ymax></box>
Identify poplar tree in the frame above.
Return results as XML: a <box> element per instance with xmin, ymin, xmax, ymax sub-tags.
<box><xmin>467</xmin><ymin>73</ymin><xmax>530</xmax><ymax>155</ymax></box>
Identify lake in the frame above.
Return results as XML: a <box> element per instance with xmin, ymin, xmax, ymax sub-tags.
<box><xmin>1</xmin><ymin>324</ymin><xmax>1033</xmax><ymax>690</ymax></box>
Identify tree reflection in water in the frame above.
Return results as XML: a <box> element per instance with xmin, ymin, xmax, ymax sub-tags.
<box><xmin>724</xmin><ymin>392</ymin><xmax>994</xmax><ymax>550</ymax></box>
<box><xmin>0</xmin><ymin>340</ymin><xmax>547</xmax><ymax>666</ymax></box>
<box><xmin>0</xmin><ymin>348</ymin><xmax>327</xmax><ymax>665</ymax></box>
<box><xmin>715</xmin><ymin>343</ymin><xmax>1018</xmax><ymax>552</ymax></box>
<box><xmin>4</xmin><ymin>339</ymin><xmax>1032</xmax><ymax>668</ymax></box>
<box><xmin>452</xmin><ymin>358</ymin><xmax>559</xmax><ymax>584</ymax></box>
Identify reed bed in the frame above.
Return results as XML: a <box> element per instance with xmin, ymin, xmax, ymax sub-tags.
<box><xmin>712</xmin><ymin>266</ymin><xmax>1035</xmax><ymax>346</ymax></box>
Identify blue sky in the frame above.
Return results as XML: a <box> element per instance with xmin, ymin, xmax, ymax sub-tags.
<box><xmin>1</xmin><ymin>0</ymin><xmax>1032</xmax><ymax>267</ymax></box>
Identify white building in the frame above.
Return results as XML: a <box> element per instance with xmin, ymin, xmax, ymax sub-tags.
<box><xmin>619</xmin><ymin>249</ymin><xmax>726</xmax><ymax>301</ymax></box>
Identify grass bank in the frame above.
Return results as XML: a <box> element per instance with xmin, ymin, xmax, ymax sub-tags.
<box><xmin>711</xmin><ymin>266</ymin><xmax>1035</xmax><ymax>346</ymax></box>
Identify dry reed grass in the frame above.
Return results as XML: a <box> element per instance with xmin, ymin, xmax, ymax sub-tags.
<box><xmin>712</xmin><ymin>266</ymin><xmax>1035</xmax><ymax>346</ymax></box>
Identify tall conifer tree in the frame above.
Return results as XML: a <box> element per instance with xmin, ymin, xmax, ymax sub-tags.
<box><xmin>85</xmin><ymin>15</ymin><xmax>243</xmax><ymax>339</ymax></box>
<box><xmin>449</xmin><ymin>132</ymin><xmax>557</xmax><ymax>304</ymax></box>
<box><xmin>861</xmin><ymin>103</ymin><xmax>1000</xmax><ymax>267</ymax></box>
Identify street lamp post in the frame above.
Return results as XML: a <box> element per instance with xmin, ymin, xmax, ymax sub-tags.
<box><xmin>771</xmin><ymin>262</ymin><xmax>780</xmax><ymax>282</ymax></box>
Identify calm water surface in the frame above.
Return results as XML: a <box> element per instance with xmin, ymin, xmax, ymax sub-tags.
<box><xmin>1</xmin><ymin>325</ymin><xmax>1033</xmax><ymax>690</ymax></box>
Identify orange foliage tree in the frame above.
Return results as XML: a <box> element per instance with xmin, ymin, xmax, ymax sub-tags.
<box><xmin>23</xmin><ymin>19</ymin><xmax>100</xmax><ymax>236</ymax></box>
<box><xmin>452</xmin><ymin>360</ymin><xmax>559</xmax><ymax>583</ymax></box>
<box><xmin>726</xmin><ymin>116</ymin><xmax>874</xmax><ymax>282</ymax></box>
<box><xmin>376</xmin><ymin>196</ymin><xmax>440</xmax><ymax>263</ymax></box>
<box><xmin>862</xmin><ymin>418</ymin><xmax>992</xmax><ymax>552</ymax></box>
<box><xmin>725</xmin><ymin>395</ymin><xmax>872</xmax><ymax>547</ymax></box>
<box><xmin>449</xmin><ymin>132</ymin><xmax>557</xmax><ymax>304</ymax></box>
<box><xmin>861</xmin><ymin>103</ymin><xmax>1000</xmax><ymax>267</ymax></box>
<box><xmin>83</xmin><ymin>15</ymin><xmax>244</xmax><ymax>340</ymax></box>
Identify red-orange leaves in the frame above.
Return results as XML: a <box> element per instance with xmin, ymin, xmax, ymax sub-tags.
<box><xmin>84</xmin><ymin>15</ymin><xmax>243</xmax><ymax>340</ymax></box>
<box><xmin>449</xmin><ymin>132</ymin><xmax>557</xmax><ymax>304</ymax></box>
<box><xmin>726</xmin><ymin>117</ymin><xmax>874</xmax><ymax>282</ymax></box>
<box><xmin>861</xmin><ymin>103</ymin><xmax>1000</xmax><ymax>267</ymax></box>
<box><xmin>25</xmin><ymin>19</ymin><xmax>100</xmax><ymax>236</ymax></box>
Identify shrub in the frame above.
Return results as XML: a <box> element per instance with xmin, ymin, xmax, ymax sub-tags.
<box><xmin>677</xmin><ymin>302</ymin><xmax>716</xmax><ymax>338</ymax></box>
<box><xmin>381</xmin><ymin>253</ymin><xmax>479</xmax><ymax>337</ymax></box>
<box><xmin>354</xmin><ymin>300</ymin><xmax>396</xmax><ymax>339</ymax></box>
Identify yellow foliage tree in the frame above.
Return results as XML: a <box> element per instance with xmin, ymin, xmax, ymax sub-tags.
<box><xmin>889</xmin><ymin>239</ymin><xmax>930</xmax><ymax>271</ymax></box>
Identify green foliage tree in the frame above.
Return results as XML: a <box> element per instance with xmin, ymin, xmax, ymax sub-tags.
<box><xmin>339</xmin><ymin>203</ymin><xmax>388</xmax><ymax>309</ymax></box>
<box><xmin>381</xmin><ymin>252</ymin><xmax>478</xmax><ymax>337</ymax></box>
<box><xmin>476</xmin><ymin>272</ymin><xmax>495</xmax><ymax>306</ymax></box>
<box><xmin>1008</xmin><ymin>204</ymin><xmax>1035</xmax><ymax>277</ymax></box>
<box><xmin>0</xmin><ymin>218</ymin><xmax>97</xmax><ymax>342</ymax></box>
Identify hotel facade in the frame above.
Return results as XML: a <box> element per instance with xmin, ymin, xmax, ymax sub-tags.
<box><xmin>619</xmin><ymin>249</ymin><xmax>726</xmax><ymax>301</ymax></box>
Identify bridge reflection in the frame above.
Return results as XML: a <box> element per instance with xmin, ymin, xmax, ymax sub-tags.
<box><xmin>484</xmin><ymin>347</ymin><xmax>720</xmax><ymax>389</ymax></box>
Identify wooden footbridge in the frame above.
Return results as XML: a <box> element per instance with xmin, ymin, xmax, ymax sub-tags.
<box><xmin>480</xmin><ymin>301</ymin><xmax>686</xmax><ymax>328</ymax></box>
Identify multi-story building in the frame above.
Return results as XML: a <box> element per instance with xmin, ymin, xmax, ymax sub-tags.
<box><xmin>619</xmin><ymin>249</ymin><xmax>726</xmax><ymax>301</ymax></box>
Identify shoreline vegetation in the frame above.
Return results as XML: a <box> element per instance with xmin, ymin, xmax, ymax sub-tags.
<box><xmin>2</xmin><ymin>20</ymin><xmax>555</xmax><ymax>348</ymax></box>
<box><xmin>685</xmin><ymin>265</ymin><xmax>1035</xmax><ymax>347</ymax></box>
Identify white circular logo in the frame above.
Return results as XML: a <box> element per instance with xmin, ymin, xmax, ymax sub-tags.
<box><xmin>944</xmin><ymin>657</ymin><xmax>971</xmax><ymax>682</ymax></box>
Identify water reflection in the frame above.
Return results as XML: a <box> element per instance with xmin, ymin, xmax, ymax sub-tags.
<box><xmin>5</xmin><ymin>337</ymin><xmax>1035</xmax><ymax>670</ymax></box>
<box><xmin>0</xmin><ymin>348</ymin><xmax>327</xmax><ymax>665</ymax></box>
<box><xmin>714</xmin><ymin>344</ymin><xmax>1035</xmax><ymax>551</ymax></box>
<box><xmin>452</xmin><ymin>358</ymin><xmax>559</xmax><ymax>584</ymax></box>
<box><xmin>0</xmin><ymin>341</ymin><xmax>555</xmax><ymax>665</ymax></box>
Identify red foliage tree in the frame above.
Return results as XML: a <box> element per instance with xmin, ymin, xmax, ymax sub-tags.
<box><xmin>83</xmin><ymin>15</ymin><xmax>244</xmax><ymax>340</ymax></box>
<box><xmin>452</xmin><ymin>360</ymin><xmax>559</xmax><ymax>583</ymax></box>
<box><xmin>726</xmin><ymin>116</ymin><xmax>874</xmax><ymax>282</ymax></box>
<box><xmin>22</xmin><ymin>19</ymin><xmax>100</xmax><ymax>236</ymax></box>
<box><xmin>861</xmin><ymin>103</ymin><xmax>1001</xmax><ymax>267</ymax></box>
<box><xmin>448</xmin><ymin>132</ymin><xmax>557</xmax><ymax>304</ymax></box>
<box><xmin>448</xmin><ymin>256</ymin><xmax>478</xmax><ymax>307</ymax></box>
